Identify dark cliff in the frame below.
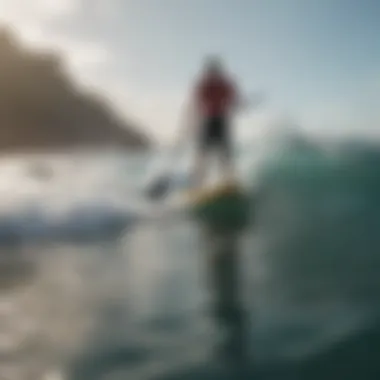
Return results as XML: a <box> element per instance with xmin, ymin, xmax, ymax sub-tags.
<box><xmin>0</xmin><ymin>28</ymin><xmax>150</xmax><ymax>151</ymax></box>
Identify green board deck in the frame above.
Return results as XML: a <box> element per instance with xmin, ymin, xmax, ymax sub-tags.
<box><xmin>184</xmin><ymin>182</ymin><xmax>252</xmax><ymax>231</ymax></box>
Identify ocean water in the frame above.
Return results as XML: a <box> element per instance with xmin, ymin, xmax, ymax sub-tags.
<box><xmin>1</xmin><ymin>135</ymin><xmax>380</xmax><ymax>380</ymax></box>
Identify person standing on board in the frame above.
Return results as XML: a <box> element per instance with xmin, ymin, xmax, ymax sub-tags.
<box><xmin>188</xmin><ymin>56</ymin><xmax>242</xmax><ymax>188</ymax></box>
<box><xmin>145</xmin><ymin>56</ymin><xmax>262</xmax><ymax>200</ymax></box>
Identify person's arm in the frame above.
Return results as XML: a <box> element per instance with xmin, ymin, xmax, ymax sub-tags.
<box><xmin>230</xmin><ymin>80</ymin><xmax>265</xmax><ymax>112</ymax></box>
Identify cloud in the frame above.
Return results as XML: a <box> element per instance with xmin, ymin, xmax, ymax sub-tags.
<box><xmin>0</xmin><ymin>0</ymin><xmax>112</xmax><ymax>76</ymax></box>
<box><xmin>111</xmin><ymin>89</ymin><xmax>187</xmax><ymax>142</ymax></box>
<box><xmin>0</xmin><ymin>0</ymin><xmax>78</xmax><ymax>23</ymax></box>
<box><xmin>34</xmin><ymin>0</ymin><xmax>78</xmax><ymax>17</ymax></box>
<box><xmin>91</xmin><ymin>0</ymin><xmax>123</xmax><ymax>20</ymax></box>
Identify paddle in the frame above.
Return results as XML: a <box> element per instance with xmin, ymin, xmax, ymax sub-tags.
<box><xmin>144</xmin><ymin>113</ymin><xmax>196</xmax><ymax>200</ymax></box>
<box><xmin>144</xmin><ymin>141</ymin><xmax>186</xmax><ymax>199</ymax></box>
<box><xmin>144</xmin><ymin>92</ymin><xmax>266</xmax><ymax>200</ymax></box>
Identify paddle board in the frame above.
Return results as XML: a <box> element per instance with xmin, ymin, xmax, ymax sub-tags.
<box><xmin>178</xmin><ymin>180</ymin><xmax>252</xmax><ymax>230</ymax></box>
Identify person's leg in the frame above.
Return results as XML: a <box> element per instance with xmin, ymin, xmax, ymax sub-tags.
<box><xmin>216</xmin><ymin>117</ymin><xmax>236</xmax><ymax>184</ymax></box>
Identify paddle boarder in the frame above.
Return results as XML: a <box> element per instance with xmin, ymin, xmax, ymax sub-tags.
<box><xmin>145</xmin><ymin>56</ymin><xmax>261</xmax><ymax>199</ymax></box>
<box><xmin>189</xmin><ymin>56</ymin><xmax>241</xmax><ymax>187</ymax></box>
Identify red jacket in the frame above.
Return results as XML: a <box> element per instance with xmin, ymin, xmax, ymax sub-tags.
<box><xmin>194</xmin><ymin>74</ymin><xmax>237</xmax><ymax>117</ymax></box>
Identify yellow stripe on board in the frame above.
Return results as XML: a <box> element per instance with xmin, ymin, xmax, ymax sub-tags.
<box><xmin>186</xmin><ymin>180</ymin><xmax>242</xmax><ymax>205</ymax></box>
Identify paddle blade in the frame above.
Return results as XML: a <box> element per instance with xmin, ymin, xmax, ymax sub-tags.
<box><xmin>145</xmin><ymin>175</ymin><xmax>172</xmax><ymax>200</ymax></box>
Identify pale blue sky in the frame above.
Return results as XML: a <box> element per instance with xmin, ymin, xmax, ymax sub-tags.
<box><xmin>2</xmin><ymin>0</ymin><xmax>380</xmax><ymax>141</ymax></box>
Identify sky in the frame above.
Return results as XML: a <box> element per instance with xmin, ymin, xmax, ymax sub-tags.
<box><xmin>0</xmin><ymin>0</ymin><xmax>379</xmax><ymax>143</ymax></box>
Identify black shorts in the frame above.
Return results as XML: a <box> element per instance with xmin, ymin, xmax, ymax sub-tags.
<box><xmin>198</xmin><ymin>115</ymin><xmax>231</xmax><ymax>158</ymax></box>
